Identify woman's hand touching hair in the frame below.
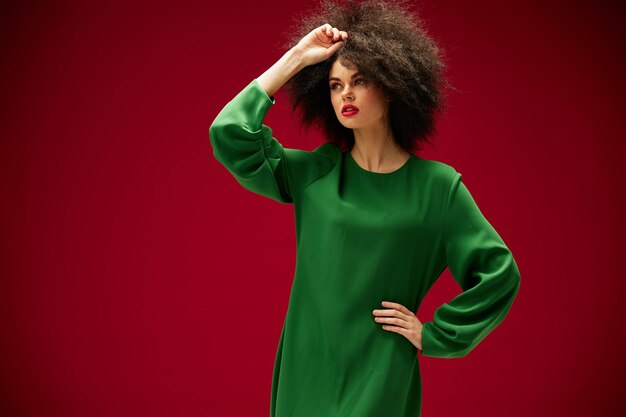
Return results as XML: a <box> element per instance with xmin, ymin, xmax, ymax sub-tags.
<box><xmin>294</xmin><ymin>23</ymin><xmax>348</xmax><ymax>67</ymax></box>
<box><xmin>256</xmin><ymin>24</ymin><xmax>348</xmax><ymax>98</ymax></box>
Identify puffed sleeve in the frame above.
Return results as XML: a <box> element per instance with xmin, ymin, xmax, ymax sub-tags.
<box><xmin>209</xmin><ymin>79</ymin><xmax>337</xmax><ymax>204</ymax></box>
<box><xmin>420</xmin><ymin>172</ymin><xmax>521</xmax><ymax>358</ymax></box>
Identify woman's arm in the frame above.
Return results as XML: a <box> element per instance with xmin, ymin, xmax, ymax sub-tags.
<box><xmin>256</xmin><ymin>48</ymin><xmax>305</xmax><ymax>99</ymax></box>
<box><xmin>208</xmin><ymin>24</ymin><xmax>348</xmax><ymax>203</ymax></box>
<box><xmin>420</xmin><ymin>172</ymin><xmax>522</xmax><ymax>358</ymax></box>
<box><xmin>257</xmin><ymin>23</ymin><xmax>348</xmax><ymax>97</ymax></box>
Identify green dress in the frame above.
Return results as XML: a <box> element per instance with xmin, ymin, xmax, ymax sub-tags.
<box><xmin>209</xmin><ymin>78</ymin><xmax>521</xmax><ymax>417</ymax></box>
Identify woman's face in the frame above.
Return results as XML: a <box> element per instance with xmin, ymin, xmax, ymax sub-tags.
<box><xmin>328</xmin><ymin>59</ymin><xmax>390</xmax><ymax>131</ymax></box>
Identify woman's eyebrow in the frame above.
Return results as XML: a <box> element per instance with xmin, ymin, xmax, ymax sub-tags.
<box><xmin>329</xmin><ymin>72</ymin><xmax>364</xmax><ymax>82</ymax></box>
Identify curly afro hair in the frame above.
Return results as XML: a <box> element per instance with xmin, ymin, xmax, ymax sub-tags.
<box><xmin>279</xmin><ymin>0</ymin><xmax>452</xmax><ymax>154</ymax></box>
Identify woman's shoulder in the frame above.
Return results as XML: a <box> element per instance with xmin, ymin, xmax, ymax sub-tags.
<box><xmin>283</xmin><ymin>141</ymin><xmax>341</xmax><ymax>167</ymax></box>
<box><xmin>414</xmin><ymin>156</ymin><xmax>460</xmax><ymax>182</ymax></box>
<box><xmin>313</xmin><ymin>141</ymin><xmax>342</xmax><ymax>161</ymax></box>
<box><xmin>281</xmin><ymin>141</ymin><xmax>341</xmax><ymax>193</ymax></box>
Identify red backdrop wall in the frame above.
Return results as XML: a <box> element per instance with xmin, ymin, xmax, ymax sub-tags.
<box><xmin>1</xmin><ymin>0</ymin><xmax>624</xmax><ymax>416</ymax></box>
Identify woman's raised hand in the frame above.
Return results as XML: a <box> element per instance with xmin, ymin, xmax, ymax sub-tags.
<box><xmin>295</xmin><ymin>24</ymin><xmax>348</xmax><ymax>67</ymax></box>
<box><xmin>256</xmin><ymin>24</ymin><xmax>347</xmax><ymax>98</ymax></box>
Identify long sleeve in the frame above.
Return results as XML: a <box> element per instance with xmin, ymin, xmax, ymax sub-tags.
<box><xmin>420</xmin><ymin>172</ymin><xmax>521</xmax><ymax>358</ymax></box>
<box><xmin>209</xmin><ymin>79</ymin><xmax>337</xmax><ymax>204</ymax></box>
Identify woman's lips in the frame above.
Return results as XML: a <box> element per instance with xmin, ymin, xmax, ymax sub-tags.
<box><xmin>341</xmin><ymin>105</ymin><xmax>359</xmax><ymax>116</ymax></box>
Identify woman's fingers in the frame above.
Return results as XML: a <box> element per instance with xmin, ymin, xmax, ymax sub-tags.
<box><xmin>374</xmin><ymin>315</ymin><xmax>410</xmax><ymax>328</ymax></box>
<box><xmin>323</xmin><ymin>24</ymin><xmax>332</xmax><ymax>37</ymax></box>
<box><xmin>381</xmin><ymin>300</ymin><xmax>413</xmax><ymax>316</ymax></box>
<box><xmin>320</xmin><ymin>24</ymin><xmax>347</xmax><ymax>41</ymax></box>
<box><xmin>373</xmin><ymin>301</ymin><xmax>424</xmax><ymax>349</ymax></box>
<box><xmin>373</xmin><ymin>310</ymin><xmax>411</xmax><ymax>325</ymax></box>
<box><xmin>297</xmin><ymin>25</ymin><xmax>347</xmax><ymax>67</ymax></box>
<box><xmin>326</xmin><ymin>41</ymin><xmax>343</xmax><ymax>56</ymax></box>
<box><xmin>375</xmin><ymin>314</ymin><xmax>409</xmax><ymax>325</ymax></box>
<box><xmin>373</xmin><ymin>308</ymin><xmax>408</xmax><ymax>320</ymax></box>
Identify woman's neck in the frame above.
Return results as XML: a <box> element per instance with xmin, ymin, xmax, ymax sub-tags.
<box><xmin>351</xmin><ymin>127</ymin><xmax>410</xmax><ymax>172</ymax></box>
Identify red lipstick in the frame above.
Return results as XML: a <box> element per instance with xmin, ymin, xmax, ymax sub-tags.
<box><xmin>341</xmin><ymin>104</ymin><xmax>359</xmax><ymax>116</ymax></box>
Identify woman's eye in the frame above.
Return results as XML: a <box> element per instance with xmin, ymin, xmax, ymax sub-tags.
<box><xmin>330</xmin><ymin>79</ymin><xmax>366</xmax><ymax>90</ymax></box>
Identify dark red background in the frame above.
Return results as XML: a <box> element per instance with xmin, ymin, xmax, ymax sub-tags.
<box><xmin>1</xmin><ymin>0</ymin><xmax>624</xmax><ymax>416</ymax></box>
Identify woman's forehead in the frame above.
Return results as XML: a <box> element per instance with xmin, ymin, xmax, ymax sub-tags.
<box><xmin>329</xmin><ymin>59</ymin><xmax>360</xmax><ymax>78</ymax></box>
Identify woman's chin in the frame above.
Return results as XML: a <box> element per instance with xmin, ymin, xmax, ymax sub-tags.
<box><xmin>338</xmin><ymin>120</ymin><xmax>358</xmax><ymax>129</ymax></box>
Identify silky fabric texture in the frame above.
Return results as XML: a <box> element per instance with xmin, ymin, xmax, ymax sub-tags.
<box><xmin>209</xmin><ymin>79</ymin><xmax>521</xmax><ymax>417</ymax></box>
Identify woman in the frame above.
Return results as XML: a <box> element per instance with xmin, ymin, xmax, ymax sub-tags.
<box><xmin>209</xmin><ymin>0</ymin><xmax>521</xmax><ymax>416</ymax></box>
